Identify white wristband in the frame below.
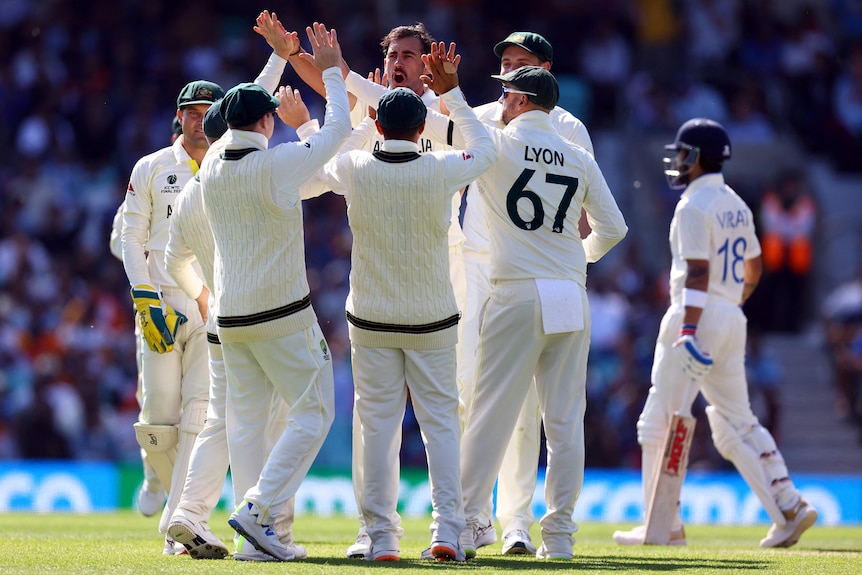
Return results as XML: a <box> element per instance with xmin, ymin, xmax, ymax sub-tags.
<box><xmin>682</xmin><ymin>288</ymin><xmax>708</xmax><ymax>308</ymax></box>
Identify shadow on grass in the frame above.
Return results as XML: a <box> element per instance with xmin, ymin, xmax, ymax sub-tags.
<box><xmin>297</xmin><ymin>555</ymin><xmax>771</xmax><ymax>571</ymax></box>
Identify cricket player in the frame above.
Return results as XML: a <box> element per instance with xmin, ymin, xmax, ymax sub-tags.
<box><xmin>110</xmin><ymin>199</ymin><xmax>166</xmax><ymax>519</ymax></box>
<box><xmin>291</xmin><ymin>22</ymin><xmax>466</xmax><ymax>559</ymax></box>
<box><xmin>430</xmin><ymin>31</ymin><xmax>596</xmax><ymax>556</ymax></box>
<box><xmin>458</xmin><ymin>66</ymin><xmax>627</xmax><ymax>560</ymax></box>
<box><xmin>121</xmin><ymin>76</ymin><xmax>224</xmax><ymax>554</ymax></box>
<box><xmin>312</xmin><ymin>43</ymin><xmax>497</xmax><ymax>562</ymax></box>
<box><xmin>612</xmin><ymin>118</ymin><xmax>817</xmax><ymax>548</ymax></box>
<box><xmin>200</xmin><ymin>23</ymin><xmax>350</xmax><ymax>562</ymax></box>
<box><xmin>163</xmin><ymin>11</ymin><xmax>311</xmax><ymax>561</ymax></box>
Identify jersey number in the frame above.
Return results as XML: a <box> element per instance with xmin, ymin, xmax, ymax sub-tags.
<box><xmin>506</xmin><ymin>168</ymin><xmax>578</xmax><ymax>233</ymax></box>
<box><xmin>717</xmin><ymin>237</ymin><xmax>746</xmax><ymax>283</ymax></box>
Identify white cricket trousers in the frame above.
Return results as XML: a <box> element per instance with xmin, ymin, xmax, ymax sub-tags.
<box><xmin>173</xmin><ymin>341</ymin><xmax>229</xmax><ymax>524</ymax></box>
<box><xmin>223</xmin><ymin>322</ymin><xmax>334</xmax><ymax>524</ymax></box>
<box><xmin>638</xmin><ymin>302</ymin><xmax>757</xmax><ymax>446</ymax></box>
<box><xmin>351</xmin><ymin>344</ymin><xmax>464</xmax><ymax>551</ymax></box>
<box><xmin>459</xmin><ymin>249</ymin><xmax>541</xmax><ymax>535</ymax></box>
<box><xmin>460</xmin><ymin>279</ymin><xmax>590</xmax><ymax>554</ymax></box>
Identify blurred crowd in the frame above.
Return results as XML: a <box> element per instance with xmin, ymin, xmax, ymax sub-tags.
<box><xmin>2</xmin><ymin>0</ymin><xmax>862</xmax><ymax>467</ymax></box>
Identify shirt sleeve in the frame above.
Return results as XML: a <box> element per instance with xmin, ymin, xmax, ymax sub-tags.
<box><xmin>164</xmin><ymin>203</ymin><xmax>204</xmax><ymax>300</ymax></box>
<box><xmin>345</xmin><ymin>70</ymin><xmax>388</xmax><ymax>109</ymax></box>
<box><xmin>676</xmin><ymin>202</ymin><xmax>711</xmax><ymax>261</ymax></box>
<box><xmin>121</xmin><ymin>160</ymin><xmax>154</xmax><ymax>287</ymax></box>
<box><xmin>109</xmin><ymin>201</ymin><xmax>124</xmax><ymax>261</ymax></box>
<box><xmin>269</xmin><ymin>67</ymin><xmax>352</xmax><ymax>205</ymax></box>
<box><xmin>254</xmin><ymin>52</ymin><xmax>288</xmax><ymax>95</ymax></box>
<box><xmin>439</xmin><ymin>89</ymin><xmax>498</xmax><ymax>191</ymax></box>
<box><xmin>581</xmin><ymin>157</ymin><xmax>628</xmax><ymax>263</ymax></box>
<box><xmin>317</xmin><ymin>116</ymin><xmax>377</xmax><ymax>197</ymax></box>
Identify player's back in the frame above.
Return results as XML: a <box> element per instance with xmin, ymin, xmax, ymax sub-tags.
<box><xmin>479</xmin><ymin>111</ymin><xmax>598</xmax><ymax>286</ymax></box>
<box><xmin>671</xmin><ymin>174</ymin><xmax>760</xmax><ymax>306</ymax></box>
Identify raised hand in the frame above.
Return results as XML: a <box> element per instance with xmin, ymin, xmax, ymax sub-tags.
<box><xmin>305</xmin><ymin>22</ymin><xmax>342</xmax><ymax>72</ymax></box>
<box><xmin>253</xmin><ymin>10</ymin><xmax>300</xmax><ymax>61</ymax></box>
<box><xmin>420</xmin><ymin>41</ymin><xmax>460</xmax><ymax>96</ymax></box>
<box><xmin>274</xmin><ymin>85</ymin><xmax>311</xmax><ymax>129</ymax></box>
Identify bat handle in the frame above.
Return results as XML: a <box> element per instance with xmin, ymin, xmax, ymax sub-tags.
<box><xmin>676</xmin><ymin>377</ymin><xmax>699</xmax><ymax>419</ymax></box>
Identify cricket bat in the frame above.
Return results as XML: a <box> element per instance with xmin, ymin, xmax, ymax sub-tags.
<box><xmin>643</xmin><ymin>382</ymin><xmax>698</xmax><ymax>545</ymax></box>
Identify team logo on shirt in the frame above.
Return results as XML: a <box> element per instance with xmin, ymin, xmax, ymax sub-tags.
<box><xmin>161</xmin><ymin>174</ymin><xmax>182</xmax><ymax>194</ymax></box>
<box><xmin>461</xmin><ymin>152</ymin><xmax>473</xmax><ymax>160</ymax></box>
<box><xmin>320</xmin><ymin>339</ymin><xmax>330</xmax><ymax>361</ymax></box>
<box><xmin>127</xmin><ymin>182</ymin><xmax>135</xmax><ymax>196</ymax></box>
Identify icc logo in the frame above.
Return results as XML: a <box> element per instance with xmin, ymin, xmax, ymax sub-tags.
<box><xmin>167</xmin><ymin>174</ymin><xmax>177</xmax><ymax>184</ymax></box>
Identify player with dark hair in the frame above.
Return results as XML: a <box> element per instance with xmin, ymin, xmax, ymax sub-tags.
<box><xmin>613</xmin><ymin>118</ymin><xmax>818</xmax><ymax>548</ymax></box>
<box><xmin>313</xmin><ymin>44</ymin><xmax>497</xmax><ymax>562</ymax></box>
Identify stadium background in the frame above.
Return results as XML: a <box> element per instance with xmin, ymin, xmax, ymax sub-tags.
<box><xmin>1</xmin><ymin>0</ymin><xmax>861</xmax><ymax>524</ymax></box>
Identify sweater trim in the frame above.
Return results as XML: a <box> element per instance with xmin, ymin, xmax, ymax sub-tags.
<box><xmin>206</xmin><ymin>332</ymin><xmax>221</xmax><ymax>345</ymax></box>
<box><xmin>218</xmin><ymin>295</ymin><xmax>312</xmax><ymax>328</ymax></box>
<box><xmin>345</xmin><ymin>311</ymin><xmax>460</xmax><ymax>334</ymax></box>
<box><xmin>372</xmin><ymin>150</ymin><xmax>421</xmax><ymax>163</ymax></box>
<box><xmin>221</xmin><ymin>148</ymin><xmax>260</xmax><ymax>161</ymax></box>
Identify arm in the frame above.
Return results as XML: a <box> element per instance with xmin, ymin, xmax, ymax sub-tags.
<box><xmin>741</xmin><ymin>255</ymin><xmax>763</xmax><ymax>305</ymax></box>
<box><xmin>164</xmin><ymin>198</ymin><xmax>204</xmax><ymax>303</ymax></box>
<box><xmin>121</xmin><ymin>162</ymin><xmax>154</xmax><ymax>288</ymax></box>
<box><xmin>682</xmin><ymin>259</ymin><xmax>710</xmax><ymax>326</ymax></box>
<box><xmin>109</xmin><ymin>201</ymin><xmax>124</xmax><ymax>261</ymax></box>
<box><xmin>422</xmin><ymin>41</ymin><xmax>497</xmax><ymax>184</ymax></box>
<box><xmin>581</xmin><ymin>159</ymin><xmax>628</xmax><ymax>263</ymax></box>
<box><xmin>270</xmin><ymin>24</ymin><xmax>351</xmax><ymax>190</ymax></box>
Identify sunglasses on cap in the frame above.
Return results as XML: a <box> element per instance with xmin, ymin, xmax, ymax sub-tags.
<box><xmin>501</xmin><ymin>85</ymin><xmax>537</xmax><ymax>98</ymax></box>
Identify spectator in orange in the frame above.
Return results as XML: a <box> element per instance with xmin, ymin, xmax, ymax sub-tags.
<box><xmin>756</xmin><ymin>169</ymin><xmax>817</xmax><ymax>333</ymax></box>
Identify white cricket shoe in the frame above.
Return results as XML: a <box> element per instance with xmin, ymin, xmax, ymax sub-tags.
<box><xmin>137</xmin><ymin>481</ymin><xmax>165</xmax><ymax>517</ymax></box>
<box><xmin>502</xmin><ymin>529</ymin><xmax>537</xmax><ymax>555</ymax></box>
<box><xmin>235</xmin><ymin>540</ymin><xmax>307</xmax><ymax>561</ymax></box>
<box><xmin>420</xmin><ymin>546</ymin><xmax>434</xmax><ymax>560</ymax></box>
<box><xmin>612</xmin><ymin>524</ymin><xmax>687</xmax><ymax>546</ymax></box>
<box><xmin>475</xmin><ymin>521</ymin><xmax>498</xmax><ymax>549</ymax></box>
<box><xmin>167</xmin><ymin>516</ymin><xmax>229</xmax><ymax>559</ymax></box>
<box><xmin>536</xmin><ymin>542</ymin><xmax>573</xmax><ymax>560</ymax></box>
<box><xmin>345</xmin><ymin>530</ymin><xmax>371</xmax><ymax>559</ymax></box>
<box><xmin>228</xmin><ymin>501</ymin><xmax>294</xmax><ymax>561</ymax></box>
<box><xmin>760</xmin><ymin>498</ymin><xmax>818</xmax><ymax>548</ymax></box>
<box><xmin>459</xmin><ymin>524</ymin><xmax>477</xmax><ymax>559</ymax></box>
<box><xmin>431</xmin><ymin>540</ymin><xmax>467</xmax><ymax>562</ymax></box>
<box><xmin>163</xmin><ymin>535</ymin><xmax>188</xmax><ymax>555</ymax></box>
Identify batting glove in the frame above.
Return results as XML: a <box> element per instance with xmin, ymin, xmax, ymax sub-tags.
<box><xmin>131</xmin><ymin>284</ymin><xmax>188</xmax><ymax>353</ymax></box>
<box><xmin>672</xmin><ymin>324</ymin><xmax>713</xmax><ymax>380</ymax></box>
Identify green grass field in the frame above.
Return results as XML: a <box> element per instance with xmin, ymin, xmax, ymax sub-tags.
<box><xmin>0</xmin><ymin>511</ymin><xmax>859</xmax><ymax>574</ymax></box>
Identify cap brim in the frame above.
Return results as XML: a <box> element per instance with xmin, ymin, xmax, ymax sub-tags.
<box><xmin>663</xmin><ymin>143</ymin><xmax>679</xmax><ymax>151</ymax></box>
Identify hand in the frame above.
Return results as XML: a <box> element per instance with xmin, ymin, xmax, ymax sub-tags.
<box><xmin>195</xmin><ymin>285</ymin><xmax>210</xmax><ymax>324</ymax></box>
<box><xmin>275</xmin><ymin>85</ymin><xmax>311</xmax><ymax>129</ymax></box>
<box><xmin>253</xmin><ymin>10</ymin><xmax>300</xmax><ymax>61</ymax></box>
<box><xmin>672</xmin><ymin>325</ymin><xmax>713</xmax><ymax>380</ymax></box>
<box><xmin>131</xmin><ymin>284</ymin><xmax>188</xmax><ymax>353</ymax></box>
<box><xmin>305</xmin><ymin>22</ymin><xmax>341</xmax><ymax>72</ymax></box>
<box><xmin>420</xmin><ymin>41</ymin><xmax>461</xmax><ymax>96</ymax></box>
<box><xmin>366</xmin><ymin>68</ymin><xmax>384</xmax><ymax>119</ymax></box>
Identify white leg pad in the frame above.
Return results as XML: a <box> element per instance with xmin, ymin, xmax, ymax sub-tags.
<box><xmin>705</xmin><ymin>407</ymin><xmax>786</xmax><ymax>527</ymax></box>
<box><xmin>159</xmin><ymin>401</ymin><xmax>208</xmax><ymax>533</ymax></box>
<box><xmin>134</xmin><ymin>423</ymin><xmax>178</xmax><ymax>495</ymax></box>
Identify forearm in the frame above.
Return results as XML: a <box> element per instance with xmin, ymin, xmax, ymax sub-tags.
<box><xmin>683</xmin><ymin>259</ymin><xmax>710</xmax><ymax>325</ymax></box>
<box><xmin>741</xmin><ymin>255</ymin><xmax>763</xmax><ymax>304</ymax></box>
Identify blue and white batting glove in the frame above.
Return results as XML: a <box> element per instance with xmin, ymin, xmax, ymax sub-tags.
<box><xmin>672</xmin><ymin>324</ymin><xmax>713</xmax><ymax>379</ymax></box>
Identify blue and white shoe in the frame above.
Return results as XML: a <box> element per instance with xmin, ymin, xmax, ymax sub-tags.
<box><xmin>228</xmin><ymin>501</ymin><xmax>294</xmax><ymax>561</ymax></box>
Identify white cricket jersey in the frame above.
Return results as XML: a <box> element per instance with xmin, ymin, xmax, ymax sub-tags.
<box><xmin>318</xmin><ymin>88</ymin><xmax>497</xmax><ymax>349</ymax></box>
<box><xmin>668</xmin><ymin>173</ymin><xmax>762</xmax><ymax>307</ymax></box>
<box><xmin>461</xmin><ymin>102</ymin><xmax>594</xmax><ymax>255</ymax></box>
<box><xmin>122</xmin><ymin>137</ymin><xmax>203</xmax><ymax>288</ymax></box>
<box><xmin>200</xmin><ymin>67</ymin><xmax>351</xmax><ymax>343</ymax></box>
<box><xmin>478</xmin><ymin>110</ymin><xmax>627</xmax><ymax>286</ymax></box>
